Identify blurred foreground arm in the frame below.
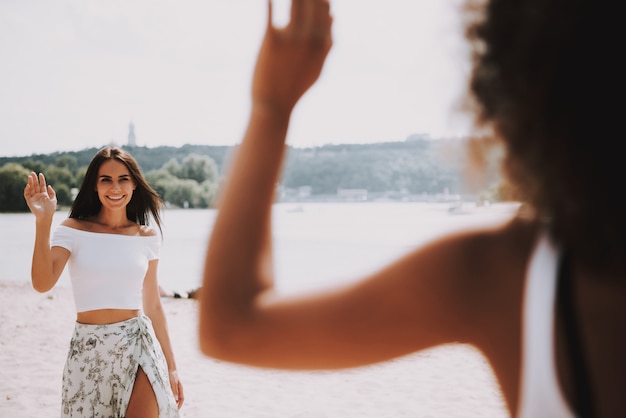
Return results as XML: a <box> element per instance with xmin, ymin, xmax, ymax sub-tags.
<box><xmin>198</xmin><ymin>0</ymin><xmax>491</xmax><ymax>370</ymax></box>
<box><xmin>199</xmin><ymin>0</ymin><xmax>333</xmax><ymax>360</ymax></box>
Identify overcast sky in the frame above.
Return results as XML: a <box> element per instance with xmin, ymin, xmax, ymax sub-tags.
<box><xmin>0</xmin><ymin>0</ymin><xmax>472</xmax><ymax>157</ymax></box>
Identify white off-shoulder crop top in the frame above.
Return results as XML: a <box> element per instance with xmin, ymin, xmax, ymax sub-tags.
<box><xmin>51</xmin><ymin>225</ymin><xmax>161</xmax><ymax>313</ymax></box>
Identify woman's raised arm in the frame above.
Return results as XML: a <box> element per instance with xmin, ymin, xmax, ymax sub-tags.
<box><xmin>198</xmin><ymin>0</ymin><xmax>495</xmax><ymax>370</ymax></box>
<box><xmin>24</xmin><ymin>172</ymin><xmax>68</xmax><ymax>292</ymax></box>
<box><xmin>199</xmin><ymin>0</ymin><xmax>333</xmax><ymax>358</ymax></box>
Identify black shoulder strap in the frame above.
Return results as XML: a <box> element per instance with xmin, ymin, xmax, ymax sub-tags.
<box><xmin>557</xmin><ymin>251</ymin><xmax>595</xmax><ymax>418</ymax></box>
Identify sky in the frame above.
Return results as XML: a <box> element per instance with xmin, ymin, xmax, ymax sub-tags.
<box><xmin>0</xmin><ymin>0</ymin><xmax>473</xmax><ymax>157</ymax></box>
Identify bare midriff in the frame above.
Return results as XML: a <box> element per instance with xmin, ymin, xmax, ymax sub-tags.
<box><xmin>76</xmin><ymin>309</ymin><xmax>141</xmax><ymax>325</ymax></box>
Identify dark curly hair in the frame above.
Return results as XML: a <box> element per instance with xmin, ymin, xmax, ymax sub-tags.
<box><xmin>69</xmin><ymin>146</ymin><xmax>163</xmax><ymax>233</ymax></box>
<box><xmin>464</xmin><ymin>0</ymin><xmax>624</xmax><ymax>268</ymax></box>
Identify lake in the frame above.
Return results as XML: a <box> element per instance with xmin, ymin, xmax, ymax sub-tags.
<box><xmin>0</xmin><ymin>201</ymin><xmax>519</xmax><ymax>296</ymax></box>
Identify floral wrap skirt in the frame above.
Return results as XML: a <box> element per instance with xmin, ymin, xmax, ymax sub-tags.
<box><xmin>61</xmin><ymin>315</ymin><xmax>179</xmax><ymax>417</ymax></box>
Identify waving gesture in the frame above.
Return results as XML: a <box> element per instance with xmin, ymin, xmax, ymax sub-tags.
<box><xmin>252</xmin><ymin>0</ymin><xmax>333</xmax><ymax>113</ymax></box>
<box><xmin>24</xmin><ymin>172</ymin><xmax>57</xmax><ymax>220</ymax></box>
<box><xmin>200</xmin><ymin>0</ymin><xmax>334</xmax><ymax>365</ymax></box>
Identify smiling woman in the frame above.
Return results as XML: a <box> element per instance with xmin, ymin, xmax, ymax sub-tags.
<box><xmin>23</xmin><ymin>146</ymin><xmax>184</xmax><ymax>417</ymax></box>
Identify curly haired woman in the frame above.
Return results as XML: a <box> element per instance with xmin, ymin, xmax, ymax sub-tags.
<box><xmin>199</xmin><ymin>0</ymin><xmax>624</xmax><ymax>416</ymax></box>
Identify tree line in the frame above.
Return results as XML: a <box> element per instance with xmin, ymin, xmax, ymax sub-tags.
<box><xmin>0</xmin><ymin>149</ymin><xmax>221</xmax><ymax>212</ymax></box>
<box><xmin>0</xmin><ymin>139</ymin><xmax>505</xmax><ymax>213</ymax></box>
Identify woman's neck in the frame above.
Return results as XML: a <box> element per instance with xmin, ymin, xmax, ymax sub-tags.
<box><xmin>90</xmin><ymin>210</ymin><xmax>135</xmax><ymax>232</ymax></box>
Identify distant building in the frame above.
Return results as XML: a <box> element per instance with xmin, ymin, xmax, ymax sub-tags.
<box><xmin>128</xmin><ymin>121</ymin><xmax>136</xmax><ymax>147</ymax></box>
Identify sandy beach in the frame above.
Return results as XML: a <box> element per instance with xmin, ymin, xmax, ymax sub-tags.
<box><xmin>0</xmin><ymin>280</ymin><xmax>510</xmax><ymax>418</ymax></box>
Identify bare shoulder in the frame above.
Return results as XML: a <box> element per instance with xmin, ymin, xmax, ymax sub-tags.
<box><xmin>405</xmin><ymin>210</ymin><xmax>539</xmax><ymax>275</ymax></box>
<box><xmin>391</xmin><ymin>212</ymin><xmax>540</xmax><ymax>339</ymax></box>
<box><xmin>60</xmin><ymin>218</ymin><xmax>84</xmax><ymax>230</ymax></box>
<box><xmin>324</xmin><ymin>211</ymin><xmax>543</xmax><ymax>358</ymax></box>
<box><xmin>446</xmin><ymin>211</ymin><xmax>539</xmax><ymax>273</ymax></box>
<box><xmin>430</xmin><ymin>212</ymin><xmax>540</xmax><ymax>298</ymax></box>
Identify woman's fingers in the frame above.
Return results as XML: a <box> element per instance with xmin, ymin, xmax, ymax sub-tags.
<box><xmin>26</xmin><ymin>172</ymin><xmax>51</xmax><ymax>197</ymax></box>
<box><xmin>25</xmin><ymin>172</ymin><xmax>37</xmax><ymax>198</ymax></box>
<box><xmin>25</xmin><ymin>172</ymin><xmax>42</xmax><ymax>194</ymax></box>
<box><xmin>289</xmin><ymin>0</ymin><xmax>304</xmax><ymax>30</ymax></box>
<box><xmin>266</xmin><ymin>0</ymin><xmax>273</xmax><ymax>30</ymax></box>
<box><xmin>47</xmin><ymin>184</ymin><xmax>56</xmax><ymax>201</ymax></box>
<box><xmin>169</xmin><ymin>371</ymin><xmax>184</xmax><ymax>409</ymax></box>
<box><xmin>38</xmin><ymin>172</ymin><xmax>47</xmax><ymax>193</ymax></box>
<box><xmin>290</xmin><ymin>0</ymin><xmax>332</xmax><ymax>42</ymax></box>
<box><xmin>177</xmin><ymin>380</ymin><xmax>185</xmax><ymax>408</ymax></box>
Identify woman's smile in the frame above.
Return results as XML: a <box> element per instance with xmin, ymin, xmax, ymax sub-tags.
<box><xmin>96</xmin><ymin>160</ymin><xmax>136</xmax><ymax>209</ymax></box>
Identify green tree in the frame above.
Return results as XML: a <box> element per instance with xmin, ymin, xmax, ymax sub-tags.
<box><xmin>0</xmin><ymin>163</ymin><xmax>31</xmax><ymax>212</ymax></box>
<box><xmin>54</xmin><ymin>183</ymin><xmax>73</xmax><ymax>207</ymax></box>
<box><xmin>163</xmin><ymin>178</ymin><xmax>205</xmax><ymax>208</ymax></box>
<box><xmin>200</xmin><ymin>179</ymin><xmax>219</xmax><ymax>208</ymax></box>
<box><xmin>162</xmin><ymin>159</ymin><xmax>182</xmax><ymax>178</ymax></box>
<box><xmin>55</xmin><ymin>155</ymin><xmax>78</xmax><ymax>173</ymax></box>
<box><xmin>180</xmin><ymin>154</ymin><xmax>218</xmax><ymax>184</ymax></box>
<box><xmin>20</xmin><ymin>159</ymin><xmax>47</xmax><ymax>175</ymax></box>
<box><xmin>146</xmin><ymin>170</ymin><xmax>178</xmax><ymax>202</ymax></box>
<box><xmin>146</xmin><ymin>154</ymin><xmax>220</xmax><ymax>208</ymax></box>
<box><xmin>44</xmin><ymin>165</ymin><xmax>75</xmax><ymax>190</ymax></box>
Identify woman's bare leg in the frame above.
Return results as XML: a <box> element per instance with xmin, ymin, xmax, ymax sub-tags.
<box><xmin>126</xmin><ymin>367</ymin><xmax>158</xmax><ymax>418</ymax></box>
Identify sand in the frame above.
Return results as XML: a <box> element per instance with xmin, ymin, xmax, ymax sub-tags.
<box><xmin>0</xmin><ymin>280</ymin><xmax>510</xmax><ymax>417</ymax></box>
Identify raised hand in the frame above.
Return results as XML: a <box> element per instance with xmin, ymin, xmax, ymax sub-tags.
<box><xmin>252</xmin><ymin>0</ymin><xmax>333</xmax><ymax>113</ymax></box>
<box><xmin>24</xmin><ymin>172</ymin><xmax>57</xmax><ymax>220</ymax></box>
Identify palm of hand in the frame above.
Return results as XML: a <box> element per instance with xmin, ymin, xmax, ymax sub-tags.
<box><xmin>24</xmin><ymin>173</ymin><xmax>58</xmax><ymax>217</ymax></box>
<box><xmin>28</xmin><ymin>191</ymin><xmax>57</xmax><ymax>213</ymax></box>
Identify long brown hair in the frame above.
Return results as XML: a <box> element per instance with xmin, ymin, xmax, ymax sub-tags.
<box><xmin>69</xmin><ymin>146</ymin><xmax>163</xmax><ymax>233</ymax></box>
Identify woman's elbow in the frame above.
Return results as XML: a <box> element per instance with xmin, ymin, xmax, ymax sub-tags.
<box><xmin>31</xmin><ymin>278</ymin><xmax>53</xmax><ymax>293</ymax></box>
<box><xmin>31</xmin><ymin>267</ymin><xmax>60</xmax><ymax>293</ymax></box>
<box><xmin>198</xmin><ymin>313</ymin><xmax>252</xmax><ymax>362</ymax></box>
<box><xmin>198</xmin><ymin>329</ymin><xmax>221</xmax><ymax>358</ymax></box>
<box><xmin>198</xmin><ymin>313</ymin><xmax>229</xmax><ymax>357</ymax></box>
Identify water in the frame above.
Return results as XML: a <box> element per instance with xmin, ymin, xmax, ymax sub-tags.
<box><xmin>0</xmin><ymin>202</ymin><xmax>519</xmax><ymax>295</ymax></box>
